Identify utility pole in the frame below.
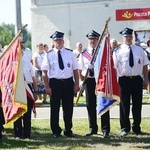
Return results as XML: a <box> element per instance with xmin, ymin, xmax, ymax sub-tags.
<box><xmin>15</xmin><ymin>0</ymin><xmax>22</xmax><ymax>34</ymax></box>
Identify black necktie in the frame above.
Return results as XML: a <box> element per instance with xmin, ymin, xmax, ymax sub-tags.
<box><xmin>129</xmin><ymin>46</ymin><xmax>134</xmax><ymax>67</ymax></box>
<box><xmin>92</xmin><ymin>48</ymin><xmax>95</xmax><ymax>55</ymax></box>
<box><xmin>89</xmin><ymin>49</ymin><xmax>95</xmax><ymax>77</ymax></box>
<box><xmin>58</xmin><ymin>51</ymin><xmax>64</xmax><ymax>70</ymax></box>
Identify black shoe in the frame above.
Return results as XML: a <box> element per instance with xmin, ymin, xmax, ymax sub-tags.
<box><xmin>64</xmin><ymin>131</ymin><xmax>75</xmax><ymax>138</ymax></box>
<box><xmin>43</xmin><ymin>101</ymin><xmax>49</xmax><ymax>104</ymax></box>
<box><xmin>52</xmin><ymin>128</ymin><xmax>62</xmax><ymax>138</ymax></box>
<box><xmin>52</xmin><ymin>134</ymin><xmax>60</xmax><ymax>138</ymax></box>
<box><xmin>134</xmin><ymin>131</ymin><xmax>144</xmax><ymax>135</ymax></box>
<box><xmin>85</xmin><ymin>131</ymin><xmax>97</xmax><ymax>136</ymax></box>
<box><xmin>64</xmin><ymin>133</ymin><xmax>75</xmax><ymax>138</ymax></box>
<box><xmin>103</xmin><ymin>132</ymin><xmax>109</xmax><ymax>138</ymax></box>
<box><xmin>121</xmin><ymin>131</ymin><xmax>129</xmax><ymax>137</ymax></box>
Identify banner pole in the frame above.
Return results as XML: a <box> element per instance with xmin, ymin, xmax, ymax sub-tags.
<box><xmin>75</xmin><ymin>17</ymin><xmax>111</xmax><ymax>106</ymax></box>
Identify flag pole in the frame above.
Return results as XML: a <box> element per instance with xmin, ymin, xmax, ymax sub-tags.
<box><xmin>75</xmin><ymin>17</ymin><xmax>111</xmax><ymax>106</ymax></box>
<box><xmin>0</xmin><ymin>24</ymin><xmax>28</xmax><ymax>59</ymax></box>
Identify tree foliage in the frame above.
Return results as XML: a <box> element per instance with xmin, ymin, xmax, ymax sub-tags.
<box><xmin>0</xmin><ymin>23</ymin><xmax>31</xmax><ymax>49</ymax></box>
<box><xmin>0</xmin><ymin>23</ymin><xmax>15</xmax><ymax>47</ymax></box>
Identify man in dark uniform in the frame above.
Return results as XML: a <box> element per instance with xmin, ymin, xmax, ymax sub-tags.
<box><xmin>113</xmin><ymin>28</ymin><xmax>149</xmax><ymax>136</ymax></box>
<box><xmin>41</xmin><ymin>31</ymin><xmax>79</xmax><ymax>138</ymax></box>
<box><xmin>78</xmin><ymin>30</ymin><xmax>110</xmax><ymax>138</ymax></box>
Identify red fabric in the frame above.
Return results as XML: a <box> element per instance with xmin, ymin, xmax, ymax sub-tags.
<box><xmin>0</xmin><ymin>39</ymin><xmax>26</xmax><ymax>124</ymax></box>
<box><xmin>96</xmin><ymin>33</ymin><xmax>119</xmax><ymax>99</ymax></box>
<box><xmin>25</xmin><ymin>83</ymin><xmax>36</xmax><ymax>115</ymax></box>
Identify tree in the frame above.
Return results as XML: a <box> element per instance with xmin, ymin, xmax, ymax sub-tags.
<box><xmin>0</xmin><ymin>23</ymin><xmax>15</xmax><ymax>47</ymax></box>
<box><xmin>22</xmin><ymin>26</ymin><xmax>31</xmax><ymax>49</ymax></box>
<box><xmin>0</xmin><ymin>23</ymin><xmax>31</xmax><ymax>49</ymax></box>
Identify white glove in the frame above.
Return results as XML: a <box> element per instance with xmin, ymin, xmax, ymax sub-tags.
<box><xmin>79</xmin><ymin>82</ymin><xmax>86</xmax><ymax>90</ymax></box>
<box><xmin>88</xmin><ymin>64</ymin><xmax>94</xmax><ymax>69</ymax></box>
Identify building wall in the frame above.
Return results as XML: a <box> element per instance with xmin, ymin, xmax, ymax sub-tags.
<box><xmin>31</xmin><ymin>0</ymin><xmax>150</xmax><ymax>51</ymax></box>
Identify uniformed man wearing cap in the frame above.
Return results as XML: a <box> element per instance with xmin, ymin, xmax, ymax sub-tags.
<box><xmin>41</xmin><ymin>31</ymin><xmax>79</xmax><ymax>138</ymax></box>
<box><xmin>113</xmin><ymin>27</ymin><xmax>149</xmax><ymax>136</ymax></box>
<box><xmin>78</xmin><ymin>30</ymin><xmax>106</xmax><ymax>137</ymax></box>
<box><xmin>78</xmin><ymin>30</ymin><xmax>111</xmax><ymax>138</ymax></box>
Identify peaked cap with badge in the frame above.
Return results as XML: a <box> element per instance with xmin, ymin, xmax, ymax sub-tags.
<box><xmin>86</xmin><ymin>30</ymin><xmax>100</xmax><ymax>39</ymax></box>
<box><xmin>119</xmin><ymin>27</ymin><xmax>133</xmax><ymax>36</ymax></box>
<box><xmin>50</xmin><ymin>31</ymin><xmax>64</xmax><ymax>40</ymax></box>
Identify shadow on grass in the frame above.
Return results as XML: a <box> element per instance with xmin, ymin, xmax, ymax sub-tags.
<box><xmin>1</xmin><ymin>126</ymin><xmax>150</xmax><ymax>149</ymax></box>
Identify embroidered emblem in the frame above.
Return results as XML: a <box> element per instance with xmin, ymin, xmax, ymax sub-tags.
<box><xmin>138</xmin><ymin>59</ymin><xmax>141</xmax><ymax>64</ymax></box>
<box><xmin>67</xmin><ymin>62</ymin><xmax>71</xmax><ymax>68</ymax></box>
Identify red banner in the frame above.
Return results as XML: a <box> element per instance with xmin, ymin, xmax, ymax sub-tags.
<box><xmin>94</xmin><ymin>32</ymin><xmax>120</xmax><ymax>115</ymax></box>
<box><xmin>0</xmin><ymin>39</ymin><xmax>27</xmax><ymax>125</ymax></box>
<box><xmin>116</xmin><ymin>8</ymin><xmax>150</xmax><ymax>21</ymax></box>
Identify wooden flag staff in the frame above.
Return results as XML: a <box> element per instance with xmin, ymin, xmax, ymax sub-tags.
<box><xmin>75</xmin><ymin>17</ymin><xmax>111</xmax><ymax>106</ymax></box>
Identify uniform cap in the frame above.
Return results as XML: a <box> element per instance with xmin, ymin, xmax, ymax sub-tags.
<box><xmin>86</xmin><ymin>30</ymin><xmax>100</xmax><ymax>39</ymax></box>
<box><xmin>50</xmin><ymin>31</ymin><xmax>64</xmax><ymax>40</ymax></box>
<box><xmin>119</xmin><ymin>27</ymin><xmax>133</xmax><ymax>36</ymax></box>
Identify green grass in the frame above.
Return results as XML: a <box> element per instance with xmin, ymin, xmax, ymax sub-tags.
<box><xmin>1</xmin><ymin>118</ymin><xmax>150</xmax><ymax>150</ymax></box>
<box><xmin>43</xmin><ymin>93</ymin><xmax>150</xmax><ymax>106</ymax></box>
<box><xmin>75</xmin><ymin>95</ymin><xmax>150</xmax><ymax>106</ymax></box>
<box><xmin>74</xmin><ymin>96</ymin><xmax>85</xmax><ymax>106</ymax></box>
<box><xmin>142</xmin><ymin>96</ymin><xmax>150</xmax><ymax>104</ymax></box>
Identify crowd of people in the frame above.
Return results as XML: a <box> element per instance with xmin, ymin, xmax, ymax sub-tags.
<box><xmin>0</xmin><ymin>27</ymin><xmax>150</xmax><ymax>142</ymax></box>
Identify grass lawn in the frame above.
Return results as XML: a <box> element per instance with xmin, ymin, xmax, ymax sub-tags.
<box><xmin>44</xmin><ymin>91</ymin><xmax>150</xmax><ymax>106</ymax></box>
<box><xmin>74</xmin><ymin>95</ymin><xmax>150</xmax><ymax>106</ymax></box>
<box><xmin>1</xmin><ymin>118</ymin><xmax>150</xmax><ymax>150</ymax></box>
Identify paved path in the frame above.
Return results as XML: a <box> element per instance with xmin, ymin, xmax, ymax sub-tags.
<box><xmin>32</xmin><ymin>105</ymin><xmax>150</xmax><ymax>119</ymax></box>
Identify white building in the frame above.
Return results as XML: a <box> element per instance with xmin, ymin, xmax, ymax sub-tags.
<box><xmin>31</xmin><ymin>0</ymin><xmax>150</xmax><ymax>51</ymax></box>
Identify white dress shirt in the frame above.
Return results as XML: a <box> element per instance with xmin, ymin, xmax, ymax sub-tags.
<box><xmin>41</xmin><ymin>47</ymin><xmax>79</xmax><ymax>79</ymax></box>
<box><xmin>23</xmin><ymin>58</ymin><xmax>35</xmax><ymax>84</ymax></box>
<box><xmin>78</xmin><ymin>47</ymin><xmax>95</xmax><ymax>78</ymax></box>
<box><xmin>113</xmin><ymin>43</ymin><xmax>149</xmax><ymax>77</ymax></box>
<box><xmin>32</xmin><ymin>51</ymin><xmax>45</xmax><ymax>70</ymax></box>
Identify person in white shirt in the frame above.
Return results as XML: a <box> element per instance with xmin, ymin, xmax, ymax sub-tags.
<box><xmin>73</xmin><ymin>42</ymin><xmax>83</xmax><ymax>61</ymax></box>
<box><xmin>145</xmin><ymin>39</ymin><xmax>150</xmax><ymax>94</ymax></box>
<box><xmin>43</xmin><ymin>44</ymin><xmax>49</xmax><ymax>52</ymax></box>
<box><xmin>113</xmin><ymin>27</ymin><xmax>149</xmax><ymax>136</ymax></box>
<box><xmin>78</xmin><ymin>30</ymin><xmax>100</xmax><ymax>137</ymax></box>
<box><xmin>14</xmin><ymin>46</ymin><xmax>37</xmax><ymax>139</ymax></box>
<box><xmin>41</xmin><ymin>31</ymin><xmax>79</xmax><ymax>138</ymax></box>
<box><xmin>32</xmin><ymin>43</ymin><xmax>47</xmax><ymax>103</ymax></box>
<box><xmin>19</xmin><ymin>38</ymin><xmax>32</xmax><ymax>63</ymax></box>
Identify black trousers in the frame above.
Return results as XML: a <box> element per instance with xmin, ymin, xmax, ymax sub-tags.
<box><xmin>0</xmin><ymin>107</ymin><xmax>5</xmax><ymax>140</ymax></box>
<box><xmin>85</xmin><ymin>78</ymin><xmax>98</xmax><ymax>132</ymax></box>
<box><xmin>119</xmin><ymin>76</ymin><xmax>143</xmax><ymax>133</ymax></box>
<box><xmin>49</xmin><ymin>77</ymin><xmax>74</xmax><ymax>135</ymax></box>
<box><xmin>101</xmin><ymin>111</ymin><xmax>110</xmax><ymax>134</ymax></box>
<box><xmin>14</xmin><ymin>96</ymin><xmax>34</xmax><ymax>138</ymax></box>
<box><xmin>0</xmin><ymin>90</ymin><xmax>5</xmax><ymax>140</ymax></box>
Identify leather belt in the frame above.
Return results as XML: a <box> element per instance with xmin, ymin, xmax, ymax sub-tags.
<box><xmin>122</xmin><ymin>75</ymin><xmax>140</xmax><ymax>79</ymax></box>
<box><xmin>51</xmin><ymin>77</ymin><xmax>73</xmax><ymax>82</ymax></box>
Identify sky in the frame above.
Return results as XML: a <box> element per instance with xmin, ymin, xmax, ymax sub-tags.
<box><xmin>0</xmin><ymin>0</ymin><xmax>31</xmax><ymax>30</ymax></box>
